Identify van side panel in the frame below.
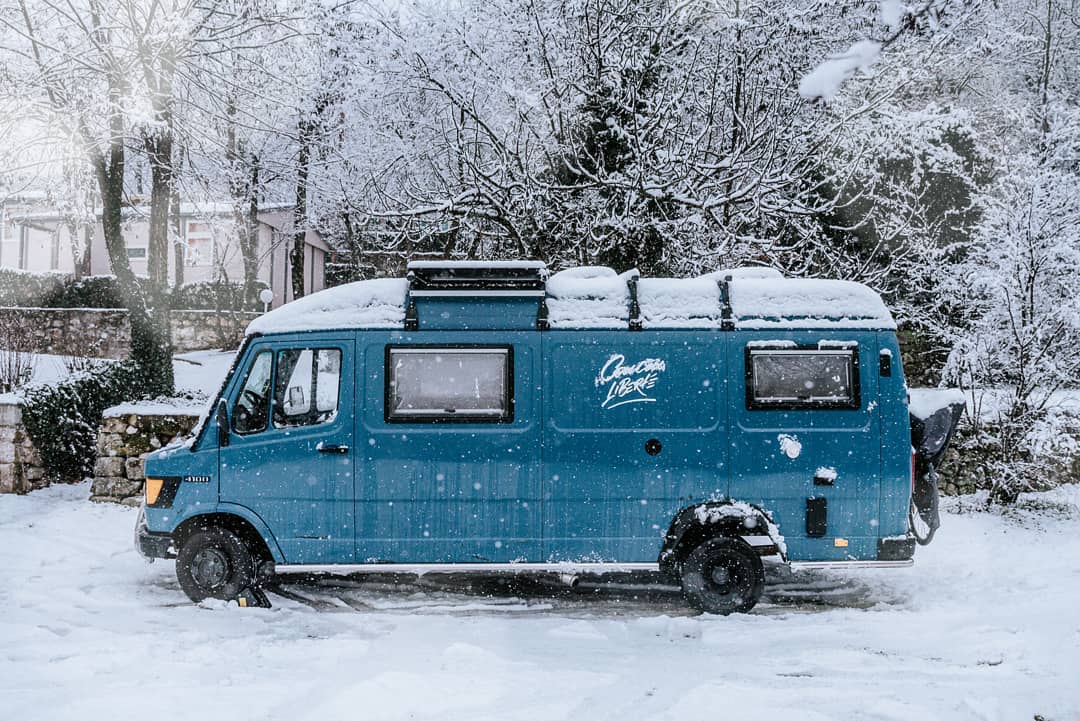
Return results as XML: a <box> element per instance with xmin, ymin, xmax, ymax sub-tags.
<box><xmin>876</xmin><ymin>331</ymin><xmax>911</xmax><ymax>540</ymax></box>
<box><xmin>727</xmin><ymin>330</ymin><xmax>882</xmax><ymax>561</ymax></box>
<box><xmin>357</xmin><ymin>331</ymin><xmax>543</xmax><ymax>563</ymax></box>
<box><xmin>542</xmin><ymin>332</ymin><xmax>727</xmax><ymax>562</ymax></box>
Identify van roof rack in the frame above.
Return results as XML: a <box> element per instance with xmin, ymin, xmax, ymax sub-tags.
<box><xmin>406</xmin><ymin>260</ymin><xmax>548</xmax><ymax>295</ymax></box>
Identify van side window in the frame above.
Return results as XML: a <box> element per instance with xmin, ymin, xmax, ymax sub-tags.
<box><xmin>747</xmin><ymin>348</ymin><xmax>859</xmax><ymax>409</ymax></box>
<box><xmin>386</xmin><ymin>346</ymin><xmax>512</xmax><ymax>423</ymax></box>
<box><xmin>273</xmin><ymin>348</ymin><xmax>342</xmax><ymax>429</ymax></box>
<box><xmin>233</xmin><ymin>350</ymin><xmax>273</xmax><ymax>434</ymax></box>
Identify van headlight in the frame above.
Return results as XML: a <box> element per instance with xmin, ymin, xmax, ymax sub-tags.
<box><xmin>145</xmin><ymin>478</ymin><xmax>165</xmax><ymax>506</ymax></box>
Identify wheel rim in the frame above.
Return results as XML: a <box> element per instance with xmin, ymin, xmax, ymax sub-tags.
<box><xmin>709</xmin><ymin>566</ymin><xmax>732</xmax><ymax>591</ymax></box>
<box><xmin>704</xmin><ymin>555</ymin><xmax>748</xmax><ymax>602</ymax></box>
<box><xmin>191</xmin><ymin>547</ymin><xmax>230</xmax><ymax>590</ymax></box>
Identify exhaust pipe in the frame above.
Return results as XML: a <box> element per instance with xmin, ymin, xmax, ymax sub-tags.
<box><xmin>559</xmin><ymin>573</ymin><xmax>580</xmax><ymax>588</ymax></box>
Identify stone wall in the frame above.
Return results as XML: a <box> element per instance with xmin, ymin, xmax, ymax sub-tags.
<box><xmin>91</xmin><ymin>407</ymin><xmax>202</xmax><ymax>505</ymax></box>
<box><xmin>170</xmin><ymin>310</ymin><xmax>259</xmax><ymax>353</ymax></box>
<box><xmin>0</xmin><ymin>400</ymin><xmax>46</xmax><ymax>494</ymax></box>
<box><xmin>0</xmin><ymin>307</ymin><xmax>259</xmax><ymax>357</ymax></box>
<box><xmin>0</xmin><ymin>307</ymin><xmax>131</xmax><ymax>359</ymax></box>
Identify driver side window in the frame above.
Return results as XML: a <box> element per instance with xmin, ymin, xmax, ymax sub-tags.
<box><xmin>232</xmin><ymin>350</ymin><xmax>273</xmax><ymax>434</ymax></box>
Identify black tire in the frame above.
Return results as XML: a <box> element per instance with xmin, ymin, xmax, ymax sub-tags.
<box><xmin>175</xmin><ymin>527</ymin><xmax>256</xmax><ymax>604</ymax></box>
<box><xmin>680</xmin><ymin>536</ymin><xmax>765</xmax><ymax>615</ymax></box>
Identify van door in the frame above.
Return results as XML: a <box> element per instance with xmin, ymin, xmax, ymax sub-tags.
<box><xmin>727</xmin><ymin>333</ymin><xmax>880</xmax><ymax>561</ymax></box>
<box><xmin>219</xmin><ymin>337</ymin><xmax>354</xmax><ymax>564</ymax></box>
<box><xmin>357</xmin><ymin>332</ymin><xmax>542</xmax><ymax>563</ymax></box>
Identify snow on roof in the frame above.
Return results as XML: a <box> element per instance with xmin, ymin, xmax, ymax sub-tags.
<box><xmin>729</xmin><ymin>278</ymin><xmax>895</xmax><ymax>329</ymax></box>
<box><xmin>246</xmin><ymin>278</ymin><xmax>407</xmax><ymax>335</ymax></box>
<box><xmin>245</xmin><ymin>265</ymin><xmax>894</xmax><ymax>334</ymax></box>
<box><xmin>638</xmin><ymin>276</ymin><xmax>723</xmax><ymax>327</ymax></box>
<box><xmin>546</xmin><ymin>267</ymin><xmax>633</xmax><ymax>328</ymax></box>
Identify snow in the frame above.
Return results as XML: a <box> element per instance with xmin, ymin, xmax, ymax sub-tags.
<box><xmin>546</xmin><ymin>267</ymin><xmax>633</xmax><ymax>329</ymax></box>
<box><xmin>692</xmin><ymin>501</ymin><xmax>787</xmax><ymax>556</ymax></box>
<box><xmin>799</xmin><ymin>40</ymin><xmax>882</xmax><ymax>101</ymax></box>
<box><xmin>778</xmin><ymin>433</ymin><xmax>802</xmax><ymax>459</ymax></box>
<box><xmin>816</xmin><ymin>466</ymin><xmax>838</xmax><ymax>482</ymax></box>
<box><xmin>729</xmin><ymin>278</ymin><xmax>896</xmax><ymax>329</ymax></box>
<box><xmin>173</xmin><ymin>350</ymin><xmax>237</xmax><ymax>399</ymax></box>
<box><xmin>908</xmin><ymin>388</ymin><xmax>967</xmax><ymax>421</ymax></box>
<box><xmin>879</xmin><ymin>0</ymin><xmax>907</xmax><ymax>31</ymax></box>
<box><xmin>638</xmin><ymin>276</ymin><xmax>722</xmax><ymax>328</ymax></box>
<box><xmin>103</xmin><ymin>400</ymin><xmax>206</xmax><ymax>417</ymax></box>
<box><xmin>237</xmin><ymin>267</ymin><xmax>890</xmax><ymax>334</ymax></box>
<box><xmin>246</xmin><ymin>278</ymin><xmax>408</xmax><ymax>336</ymax></box>
<box><xmin>3</xmin><ymin>483</ymin><xmax>1080</xmax><ymax>720</ymax></box>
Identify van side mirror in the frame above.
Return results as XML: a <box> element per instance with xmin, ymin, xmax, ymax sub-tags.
<box><xmin>216</xmin><ymin>399</ymin><xmax>230</xmax><ymax>448</ymax></box>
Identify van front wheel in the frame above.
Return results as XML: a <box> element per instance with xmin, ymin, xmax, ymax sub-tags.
<box><xmin>176</xmin><ymin>528</ymin><xmax>256</xmax><ymax>604</ymax></box>
<box><xmin>680</xmin><ymin>536</ymin><xmax>765</xmax><ymax>615</ymax></box>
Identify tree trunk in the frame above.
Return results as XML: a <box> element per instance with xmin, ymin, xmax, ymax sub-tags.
<box><xmin>242</xmin><ymin>160</ymin><xmax>260</xmax><ymax>309</ymax></box>
<box><xmin>291</xmin><ymin>117</ymin><xmax>314</xmax><ymax>300</ymax></box>
<box><xmin>145</xmin><ymin>132</ymin><xmax>172</xmax><ymax>295</ymax></box>
<box><xmin>171</xmin><ymin>174</ymin><xmax>184</xmax><ymax>288</ymax></box>
<box><xmin>226</xmin><ymin>94</ymin><xmax>261</xmax><ymax>309</ymax></box>
<box><xmin>94</xmin><ymin>99</ymin><xmax>174</xmax><ymax>396</ymax></box>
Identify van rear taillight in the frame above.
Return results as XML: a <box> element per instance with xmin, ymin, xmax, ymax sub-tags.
<box><xmin>911</xmin><ymin>451</ymin><xmax>916</xmax><ymax>492</ymax></box>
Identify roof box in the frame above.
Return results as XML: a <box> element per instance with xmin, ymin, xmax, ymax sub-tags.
<box><xmin>405</xmin><ymin>261</ymin><xmax>549</xmax><ymax>330</ymax></box>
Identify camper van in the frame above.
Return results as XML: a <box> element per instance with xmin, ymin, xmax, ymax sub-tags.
<box><xmin>136</xmin><ymin>261</ymin><xmax>962</xmax><ymax>614</ymax></box>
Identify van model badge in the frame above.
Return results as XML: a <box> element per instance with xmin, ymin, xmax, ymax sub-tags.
<box><xmin>183</xmin><ymin>475</ymin><xmax>211</xmax><ymax>483</ymax></box>
<box><xmin>595</xmin><ymin>354</ymin><xmax>667</xmax><ymax>409</ymax></box>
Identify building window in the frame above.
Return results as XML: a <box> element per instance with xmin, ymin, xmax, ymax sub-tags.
<box><xmin>185</xmin><ymin>221</ymin><xmax>214</xmax><ymax>266</ymax></box>
<box><xmin>385</xmin><ymin>346</ymin><xmax>512</xmax><ymax>423</ymax></box>
<box><xmin>746</xmin><ymin>347</ymin><xmax>859</xmax><ymax>410</ymax></box>
<box><xmin>126</xmin><ymin>247</ymin><xmax>147</xmax><ymax>260</ymax></box>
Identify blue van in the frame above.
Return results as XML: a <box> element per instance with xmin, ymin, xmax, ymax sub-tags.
<box><xmin>136</xmin><ymin>262</ymin><xmax>962</xmax><ymax>614</ymax></box>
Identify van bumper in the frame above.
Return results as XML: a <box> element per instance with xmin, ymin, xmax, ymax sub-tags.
<box><xmin>135</xmin><ymin>509</ymin><xmax>175</xmax><ymax>560</ymax></box>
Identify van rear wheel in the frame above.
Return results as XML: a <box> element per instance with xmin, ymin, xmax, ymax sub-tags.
<box><xmin>176</xmin><ymin>528</ymin><xmax>256</xmax><ymax>604</ymax></box>
<box><xmin>680</xmin><ymin>536</ymin><xmax>765</xmax><ymax>615</ymax></box>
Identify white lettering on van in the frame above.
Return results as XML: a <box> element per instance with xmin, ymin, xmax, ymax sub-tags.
<box><xmin>595</xmin><ymin>354</ymin><xmax>667</xmax><ymax>409</ymax></box>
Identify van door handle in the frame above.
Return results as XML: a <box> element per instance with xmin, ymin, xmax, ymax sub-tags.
<box><xmin>317</xmin><ymin>443</ymin><xmax>350</xmax><ymax>455</ymax></box>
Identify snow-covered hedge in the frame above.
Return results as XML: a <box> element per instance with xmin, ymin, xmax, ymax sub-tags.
<box><xmin>0</xmin><ymin>270</ymin><xmax>265</xmax><ymax>312</ymax></box>
<box><xmin>19</xmin><ymin>362</ymin><xmax>144</xmax><ymax>483</ymax></box>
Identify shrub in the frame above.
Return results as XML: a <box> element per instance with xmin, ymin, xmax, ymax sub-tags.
<box><xmin>0</xmin><ymin>268</ymin><xmax>67</xmax><ymax>307</ymax></box>
<box><xmin>170</xmin><ymin>279</ymin><xmax>267</xmax><ymax>311</ymax></box>
<box><xmin>0</xmin><ymin>313</ymin><xmax>34</xmax><ymax>393</ymax></box>
<box><xmin>20</xmin><ymin>361</ymin><xmax>143</xmax><ymax>482</ymax></box>
<box><xmin>41</xmin><ymin>275</ymin><xmax>134</xmax><ymax>309</ymax></box>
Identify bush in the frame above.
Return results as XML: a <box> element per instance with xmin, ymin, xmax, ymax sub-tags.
<box><xmin>41</xmin><ymin>275</ymin><xmax>135</xmax><ymax>309</ymax></box>
<box><xmin>0</xmin><ymin>268</ymin><xmax>66</xmax><ymax>307</ymax></box>
<box><xmin>170</xmin><ymin>279</ymin><xmax>267</xmax><ymax>311</ymax></box>
<box><xmin>20</xmin><ymin>362</ymin><xmax>143</xmax><ymax>483</ymax></box>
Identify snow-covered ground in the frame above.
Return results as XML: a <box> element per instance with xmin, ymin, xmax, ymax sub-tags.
<box><xmin>172</xmin><ymin>349</ymin><xmax>235</xmax><ymax>398</ymax></box>
<box><xmin>2</xmin><ymin>484</ymin><xmax>1079</xmax><ymax>721</ymax></box>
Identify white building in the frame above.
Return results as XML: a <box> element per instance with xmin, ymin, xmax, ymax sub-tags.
<box><xmin>0</xmin><ymin>200</ymin><xmax>329</xmax><ymax>308</ymax></box>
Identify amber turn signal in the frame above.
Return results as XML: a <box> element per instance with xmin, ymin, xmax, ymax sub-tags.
<box><xmin>145</xmin><ymin>478</ymin><xmax>164</xmax><ymax>506</ymax></box>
